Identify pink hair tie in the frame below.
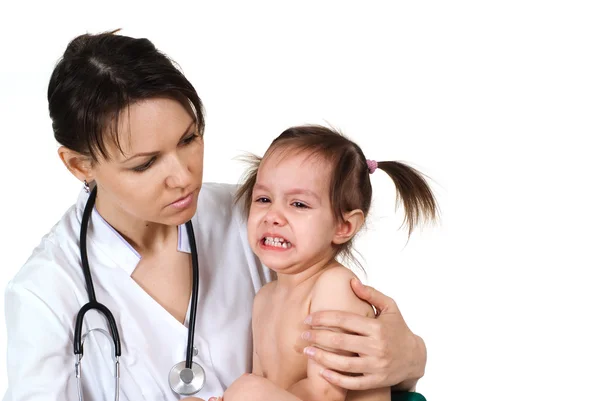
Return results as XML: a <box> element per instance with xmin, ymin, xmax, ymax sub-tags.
<box><xmin>366</xmin><ymin>159</ymin><xmax>378</xmax><ymax>174</ymax></box>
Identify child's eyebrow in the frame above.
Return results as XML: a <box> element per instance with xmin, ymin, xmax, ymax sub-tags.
<box><xmin>253</xmin><ymin>183</ymin><xmax>270</xmax><ymax>193</ymax></box>
<box><xmin>286</xmin><ymin>188</ymin><xmax>320</xmax><ymax>199</ymax></box>
<box><xmin>254</xmin><ymin>184</ymin><xmax>321</xmax><ymax>203</ymax></box>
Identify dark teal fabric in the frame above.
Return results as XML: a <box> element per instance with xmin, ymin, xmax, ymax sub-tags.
<box><xmin>391</xmin><ymin>391</ymin><xmax>426</xmax><ymax>401</ymax></box>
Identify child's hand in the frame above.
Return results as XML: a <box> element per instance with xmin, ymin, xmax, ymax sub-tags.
<box><xmin>180</xmin><ymin>398</ymin><xmax>206</xmax><ymax>401</ymax></box>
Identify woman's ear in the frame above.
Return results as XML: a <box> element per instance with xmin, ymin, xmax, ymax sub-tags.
<box><xmin>57</xmin><ymin>146</ymin><xmax>94</xmax><ymax>183</ymax></box>
<box><xmin>333</xmin><ymin>209</ymin><xmax>365</xmax><ymax>245</ymax></box>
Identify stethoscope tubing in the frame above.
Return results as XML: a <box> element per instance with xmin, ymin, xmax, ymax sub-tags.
<box><xmin>74</xmin><ymin>185</ymin><xmax>201</xmax><ymax>393</ymax></box>
<box><xmin>74</xmin><ymin>186</ymin><xmax>122</xmax><ymax>358</ymax></box>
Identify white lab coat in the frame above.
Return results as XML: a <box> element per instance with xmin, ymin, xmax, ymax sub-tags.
<box><xmin>3</xmin><ymin>183</ymin><xmax>274</xmax><ymax>401</ymax></box>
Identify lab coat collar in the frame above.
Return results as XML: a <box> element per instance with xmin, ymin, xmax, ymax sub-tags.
<box><xmin>77</xmin><ymin>188</ymin><xmax>192</xmax><ymax>277</ymax></box>
<box><xmin>177</xmin><ymin>223</ymin><xmax>192</xmax><ymax>254</ymax></box>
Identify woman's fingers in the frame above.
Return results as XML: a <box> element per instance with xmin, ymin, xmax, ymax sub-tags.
<box><xmin>302</xmin><ymin>329</ymin><xmax>378</xmax><ymax>355</ymax></box>
<box><xmin>350</xmin><ymin>278</ymin><xmax>400</xmax><ymax>315</ymax></box>
<box><xmin>303</xmin><ymin>346</ymin><xmax>368</xmax><ymax>374</ymax></box>
<box><xmin>301</xmin><ymin>280</ymin><xmax>424</xmax><ymax>390</ymax></box>
<box><xmin>305</xmin><ymin>310</ymin><xmax>380</xmax><ymax>336</ymax></box>
<box><xmin>319</xmin><ymin>369</ymin><xmax>380</xmax><ymax>391</ymax></box>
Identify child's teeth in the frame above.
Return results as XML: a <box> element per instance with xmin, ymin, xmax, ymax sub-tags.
<box><xmin>264</xmin><ymin>237</ymin><xmax>291</xmax><ymax>247</ymax></box>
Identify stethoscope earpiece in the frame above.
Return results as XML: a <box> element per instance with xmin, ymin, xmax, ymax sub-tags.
<box><xmin>168</xmin><ymin>361</ymin><xmax>206</xmax><ymax>395</ymax></box>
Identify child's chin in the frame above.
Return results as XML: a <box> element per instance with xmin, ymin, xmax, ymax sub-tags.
<box><xmin>263</xmin><ymin>261</ymin><xmax>286</xmax><ymax>272</ymax></box>
<box><xmin>261</xmin><ymin>257</ymin><xmax>290</xmax><ymax>272</ymax></box>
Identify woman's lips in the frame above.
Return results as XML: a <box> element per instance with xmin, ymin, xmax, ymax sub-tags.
<box><xmin>169</xmin><ymin>192</ymin><xmax>193</xmax><ymax>209</ymax></box>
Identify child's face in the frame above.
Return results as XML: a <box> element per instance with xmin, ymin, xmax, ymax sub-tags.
<box><xmin>247</xmin><ymin>148</ymin><xmax>339</xmax><ymax>274</ymax></box>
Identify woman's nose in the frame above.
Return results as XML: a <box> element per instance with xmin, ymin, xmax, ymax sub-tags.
<box><xmin>165</xmin><ymin>155</ymin><xmax>193</xmax><ymax>189</ymax></box>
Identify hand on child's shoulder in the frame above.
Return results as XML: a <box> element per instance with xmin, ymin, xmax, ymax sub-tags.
<box><xmin>311</xmin><ymin>265</ymin><xmax>374</xmax><ymax>318</ymax></box>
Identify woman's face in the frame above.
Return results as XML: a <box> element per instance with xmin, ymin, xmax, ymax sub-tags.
<box><xmin>90</xmin><ymin>97</ymin><xmax>204</xmax><ymax>227</ymax></box>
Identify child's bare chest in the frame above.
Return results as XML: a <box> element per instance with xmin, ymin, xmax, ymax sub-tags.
<box><xmin>254</xmin><ymin>291</ymin><xmax>312</xmax><ymax>389</ymax></box>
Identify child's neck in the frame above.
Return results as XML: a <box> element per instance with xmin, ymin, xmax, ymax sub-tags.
<box><xmin>275</xmin><ymin>256</ymin><xmax>338</xmax><ymax>291</ymax></box>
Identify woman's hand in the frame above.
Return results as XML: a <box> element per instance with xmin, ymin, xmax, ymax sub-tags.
<box><xmin>302</xmin><ymin>278</ymin><xmax>426</xmax><ymax>391</ymax></box>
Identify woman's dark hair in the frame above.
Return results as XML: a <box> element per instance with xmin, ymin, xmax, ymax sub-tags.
<box><xmin>236</xmin><ymin>125</ymin><xmax>438</xmax><ymax>265</ymax></box>
<box><xmin>48</xmin><ymin>30</ymin><xmax>204</xmax><ymax>161</ymax></box>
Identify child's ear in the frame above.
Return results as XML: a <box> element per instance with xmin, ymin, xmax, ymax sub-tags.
<box><xmin>333</xmin><ymin>209</ymin><xmax>365</xmax><ymax>245</ymax></box>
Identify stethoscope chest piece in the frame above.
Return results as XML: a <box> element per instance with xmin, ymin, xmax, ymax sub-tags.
<box><xmin>168</xmin><ymin>361</ymin><xmax>206</xmax><ymax>395</ymax></box>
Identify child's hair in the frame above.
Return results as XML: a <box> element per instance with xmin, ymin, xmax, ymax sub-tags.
<box><xmin>235</xmin><ymin>124</ymin><xmax>438</xmax><ymax>265</ymax></box>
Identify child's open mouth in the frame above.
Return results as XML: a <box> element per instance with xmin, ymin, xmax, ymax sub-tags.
<box><xmin>262</xmin><ymin>236</ymin><xmax>292</xmax><ymax>249</ymax></box>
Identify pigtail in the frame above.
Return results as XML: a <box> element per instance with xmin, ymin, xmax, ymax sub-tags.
<box><xmin>234</xmin><ymin>153</ymin><xmax>262</xmax><ymax>217</ymax></box>
<box><xmin>376</xmin><ymin>161</ymin><xmax>438</xmax><ymax>237</ymax></box>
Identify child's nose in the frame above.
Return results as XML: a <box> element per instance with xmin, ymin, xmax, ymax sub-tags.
<box><xmin>264</xmin><ymin>207</ymin><xmax>286</xmax><ymax>226</ymax></box>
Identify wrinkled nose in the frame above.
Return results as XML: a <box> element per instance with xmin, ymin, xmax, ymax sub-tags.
<box><xmin>264</xmin><ymin>207</ymin><xmax>286</xmax><ymax>226</ymax></box>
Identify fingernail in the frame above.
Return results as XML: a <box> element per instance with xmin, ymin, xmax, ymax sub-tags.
<box><xmin>304</xmin><ymin>315</ymin><xmax>312</xmax><ymax>324</ymax></box>
<box><xmin>321</xmin><ymin>369</ymin><xmax>333</xmax><ymax>380</ymax></box>
<box><xmin>208</xmin><ymin>398</ymin><xmax>216</xmax><ymax>401</ymax></box>
<box><xmin>303</xmin><ymin>346</ymin><xmax>315</xmax><ymax>357</ymax></box>
<box><xmin>353</xmin><ymin>277</ymin><xmax>364</xmax><ymax>287</ymax></box>
<box><xmin>301</xmin><ymin>331</ymin><xmax>310</xmax><ymax>340</ymax></box>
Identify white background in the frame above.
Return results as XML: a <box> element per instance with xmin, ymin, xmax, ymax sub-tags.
<box><xmin>0</xmin><ymin>1</ymin><xmax>598</xmax><ymax>400</ymax></box>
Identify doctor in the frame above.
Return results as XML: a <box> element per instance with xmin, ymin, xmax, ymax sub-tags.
<box><xmin>3</xmin><ymin>31</ymin><xmax>427</xmax><ymax>401</ymax></box>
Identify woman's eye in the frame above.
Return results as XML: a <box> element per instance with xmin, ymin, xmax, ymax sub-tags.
<box><xmin>132</xmin><ymin>158</ymin><xmax>155</xmax><ymax>172</ymax></box>
<box><xmin>182</xmin><ymin>133</ymin><xmax>198</xmax><ymax>145</ymax></box>
<box><xmin>292</xmin><ymin>201</ymin><xmax>308</xmax><ymax>209</ymax></box>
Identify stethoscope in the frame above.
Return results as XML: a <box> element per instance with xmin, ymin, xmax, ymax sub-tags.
<box><xmin>74</xmin><ymin>185</ymin><xmax>205</xmax><ymax>400</ymax></box>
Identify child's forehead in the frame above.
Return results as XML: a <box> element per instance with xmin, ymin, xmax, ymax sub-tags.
<box><xmin>258</xmin><ymin>148</ymin><xmax>332</xmax><ymax>188</ymax></box>
<box><xmin>263</xmin><ymin>148</ymin><xmax>330</xmax><ymax>172</ymax></box>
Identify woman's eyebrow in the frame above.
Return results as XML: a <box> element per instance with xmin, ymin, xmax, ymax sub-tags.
<box><xmin>122</xmin><ymin>120</ymin><xmax>195</xmax><ymax>162</ymax></box>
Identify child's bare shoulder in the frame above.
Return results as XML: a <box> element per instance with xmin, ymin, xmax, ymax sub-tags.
<box><xmin>314</xmin><ymin>264</ymin><xmax>358</xmax><ymax>289</ymax></box>
<box><xmin>253</xmin><ymin>282</ymin><xmax>276</xmax><ymax>312</ymax></box>
<box><xmin>310</xmin><ymin>265</ymin><xmax>374</xmax><ymax>318</ymax></box>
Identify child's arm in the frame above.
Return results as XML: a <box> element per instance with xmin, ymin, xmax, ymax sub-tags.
<box><xmin>288</xmin><ymin>266</ymin><xmax>390</xmax><ymax>401</ymax></box>
<box><xmin>251</xmin><ymin>293</ymin><xmax>264</xmax><ymax>376</ymax></box>
<box><xmin>224</xmin><ymin>373</ymin><xmax>302</xmax><ymax>401</ymax></box>
<box><xmin>252</xmin><ymin>347</ymin><xmax>263</xmax><ymax>376</ymax></box>
<box><xmin>251</xmin><ymin>283</ymin><xmax>273</xmax><ymax>376</ymax></box>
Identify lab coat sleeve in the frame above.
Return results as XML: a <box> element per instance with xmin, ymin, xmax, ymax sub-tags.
<box><xmin>3</xmin><ymin>281</ymin><xmax>77</xmax><ymax>401</ymax></box>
